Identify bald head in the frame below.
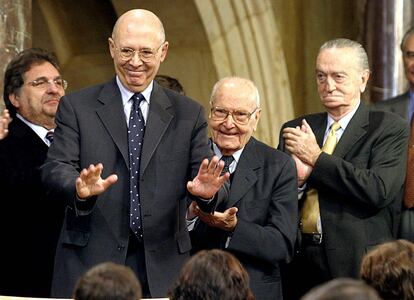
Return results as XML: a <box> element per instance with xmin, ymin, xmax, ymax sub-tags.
<box><xmin>112</xmin><ymin>9</ymin><xmax>165</xmax><ymax>44</ymax></box>
<box><xmin>108</xmin><ymin>9</ymin><xmax>169</xmax><ymax>92</ymax></box>
<box><xmin>210</xmin><ymin>77</ymin><xmax>260</xmax><ymax>108</ymax></box>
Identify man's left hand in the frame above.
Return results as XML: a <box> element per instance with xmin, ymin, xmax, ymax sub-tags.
<box><xmin>283</xmin><ymin>119</ymin><xmax>322</xmax><ymax>166</ymax></box>
<box><xmin>193</xmin><ymin>202</ymin><xmax>238</xmax><ymax>231</ymax></box>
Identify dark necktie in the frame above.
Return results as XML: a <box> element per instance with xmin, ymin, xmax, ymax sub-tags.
<box><xmin>220</xmin><ymin>155</ymin><xmax>234</xmax><ymax>175</ymax></box>
<box><xmin>128</xmin><ymin>93</ymin><xmax>146</xmax><ymax>240</ymax></box>
<box><xmin>45</xmin><ymin>131</ymin><xmax>54</xmax><ymax>144</ymax></box>
<box><xmin>404</xmin><ymin>116</ymin><xmax>414</xmax><ymax>208</ymax></box>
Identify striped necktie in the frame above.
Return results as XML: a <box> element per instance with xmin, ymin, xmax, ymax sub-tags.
<box><xmin>46</xmin><ymin>131</ymin><xmax>54</xmax><ymax>144</ymax></box>
<box><xmin>220</xmin><ymin>155</ymin><xmax>234</xmax><ymax>175</ymax></box>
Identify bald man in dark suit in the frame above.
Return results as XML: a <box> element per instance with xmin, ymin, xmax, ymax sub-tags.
<box><xmin>41</xmin><ymin>9</ymin><xmax>226</xmax><ymax>298</ymax></box>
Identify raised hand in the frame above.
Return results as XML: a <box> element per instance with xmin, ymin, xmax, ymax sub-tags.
<box><xmin>0</xmin><ymin>109</ymin><xmax>12</xmax><ymax>140</ymax></box>
<box><xmin>187</xmin><ymin>156</ymin><xmax>230</xmax><ymax>199</ymax></box>
<box><xmin>76</xmin><ymin>163</ymin><xmax>118</xmax><ymax>199</ymax></box>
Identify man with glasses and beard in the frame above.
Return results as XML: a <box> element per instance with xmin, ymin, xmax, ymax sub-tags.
<box><xmin>0</xmin><ymin>48</ymin><xmax>66</xmax><ymax>297</ymax></box>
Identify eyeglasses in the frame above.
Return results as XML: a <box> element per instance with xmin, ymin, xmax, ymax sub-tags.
<box><xmin>26</xmin><ymin>77</ymin><xmax>68</xmax><ymax>90</ymax></box>
<box><xmin>404</xmin><ymin>51</ymin><xmax>414</xmax><ymax>59</ymax></box>
<box><xmin>113</xmin><ymin>42</ymin><xmax>164</xmax><ymax>62</ymax></box>
<box><xmin>210</xmin><ymin>106</ymin><xmax>259</xmax><ymax>125</ymax></box>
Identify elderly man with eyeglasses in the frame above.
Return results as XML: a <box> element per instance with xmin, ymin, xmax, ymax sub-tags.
<box><xmin>189</xmin><ymin>77</ymin><xmax>298</xmax><ymax>300</ymax></box>
<box><xmin>0</xmin><ymin>48</ymin><xmax>67</xmax><ymax>297</ymax></box>
<box><xmin>41</xmin><ymin>9</ymin><xmax>227</xmax><ymax>298</ymax></box>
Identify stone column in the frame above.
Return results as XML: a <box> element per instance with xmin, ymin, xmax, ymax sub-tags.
<box><xmin>0</xmin><ymin>0</ymin><xmax>31</xmax><ymax>109</ymax></box>
<box><xmin>362</xmin><ymin>0</ymin><xmax>412</xmax><ymax>103</ymax></box>
<box><xmin>194</xmin><ymin>0</ymin><xmax>294</xmax><ymax>147</ymax></box>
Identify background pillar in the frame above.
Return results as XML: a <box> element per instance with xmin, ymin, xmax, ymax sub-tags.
<box><xmin>0</xmin><ymin>0</ymin><xmax>31</xmax><ymax>108</ymax></box>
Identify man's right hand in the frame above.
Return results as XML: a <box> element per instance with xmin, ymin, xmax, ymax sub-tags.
<box><xmin>76</xmin><ymin>163</ymin><xmax>118</xmax><ymax>199</ymax></box>
<box><xmin>0</xmin><ymin>109</ymin><xmax>11</xmax><ymax>140</ymax></box>
<box><xmin>187</xmin><ymin>156</ymin><xmax>229</xmax><ymax>199</ymax></box>
<box><xmin>292</xmin><ymin>154</ymin><xmax>312</xmax><ymax>187</ymax></box>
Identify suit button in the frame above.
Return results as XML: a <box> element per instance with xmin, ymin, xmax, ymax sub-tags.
<box><xmin>117</xmin><ymin>245</ymin><xmax>125</xmax><ymax>251</ymax></box>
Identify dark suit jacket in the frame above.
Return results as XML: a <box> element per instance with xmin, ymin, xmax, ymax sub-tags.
<box><xmin>0</xmin><ymin>118</ymin><xmax>64</xmax><ymax>297</ymax></box>
<box><xmin>41</xmin><ymin>79</ymin><xmax>212</xmax><ymax>297</ymax></box>
<box><xmin>279</xmin><ymin>103</ymin><xmax>409</xmax><ymax>278</ymax></box>
<box><xmin>371</xmin><ymin>92</ymin><xmax>409</xmax><ymax>119</ymax></box>
<box><xmin>371</xmin><ymin>92</ymin><xmax>414</xmax><ymax>241</ymax></box>
<box><xmin>191</xmin><ymin>138</ymin><xmax>298</xmax><ymax>300</ymax></box>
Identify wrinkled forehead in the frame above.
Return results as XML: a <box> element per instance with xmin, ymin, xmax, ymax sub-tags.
<box><xmin>316</xmin><ymin>47</ymin><xmax>361</xmax><ymax>73</ymax></box>
<box><xmin>213</xmin><ymin>86</ymin><xmax>257</xmax><ymax>111</ymax></box>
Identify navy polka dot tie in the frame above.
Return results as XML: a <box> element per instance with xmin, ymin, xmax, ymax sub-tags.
<box><xmin>128</xmin><ymin>93</ymin><xmax>146</xmax><ymax>240</ymax></box>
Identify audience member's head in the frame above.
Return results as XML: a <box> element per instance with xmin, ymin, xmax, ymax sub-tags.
<box><xmin>3</xmin><ymin>47</ymin><xmax>65</xmax><ymax>129</ymax></box>
<box><xmin>300</xmin><ymin>278</ymin><xmax>382</xmax><ymax>300</ymax></box>
<box><xmin>73</xmin><ymin>262</ymin><xmax>142</xmax><ymax>300</ymax></box>
<box><xmin>155</xmin><ymin>74</ymin><xmax>185</xmax><ymax>95</ymax></box>
<box><xmin>168</xmin><ymin>249</ymin><xmax>254</xmax><ymax>300</ymax></box>
<box><xmin>360</xmin><ymin>239</ymin><xmax>414</xmax><ymax>300</ymax></box>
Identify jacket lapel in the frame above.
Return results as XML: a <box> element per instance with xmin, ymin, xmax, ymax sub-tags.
<box><xmin>140</xmin><ymin>83</ymin><xmax>173</xmax><ymax>175</ymax></box>
<box><xmin>226</xmin><ymin>138</ymin><xmax>259</xmax><ymax>208</ymax></box>
<box><xmin>394</xmin><ymin>92</ymin><xmax>410</xmax><ymax>119</ymax></box>
<box><xmin>95</xmin><ymin>79</ymin><xmax>130</xmax><ymax>169</ymax></box>
<box><xmin>333</xmin><ymin>103</ymin><xmax>368</xmax><ymax>158</ymax></box>
<box><xmin>309</xmin><ymin>113</ymin><xmax>328</xmax><ymax>148</ymax></box>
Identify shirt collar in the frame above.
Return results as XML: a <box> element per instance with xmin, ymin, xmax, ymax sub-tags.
<box><xmin>16</xmin><ymin>114</ymin><xmax>53</xmax><ymax>146</ymax></box>
<box><xmin>116</xmin><ymin>76</ymin><xmax>153</xmax><ymax>106</ymax></box>
<box><xmin>212</xmin><ymin>142</ymin><xmax>244</xmax><ymax>163</ymax></box>
<box><xmin>326</xmin><ymin>100</ymin><xmax>360</xmax><ymax>131</ymax></box>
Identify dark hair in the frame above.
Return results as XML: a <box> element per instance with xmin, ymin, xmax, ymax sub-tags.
<box><xmin>3</xmin><ymin>48</ymin><xmax>60</xmax><ymax>116</ymax></box>
<box><xmin>360</xmin><ymin>239</ymin><xmax>414</xmax><ymax>300</ymax></box>
<box><xmin>155</xmin><ymin>75</ymin><xmax>185</xmax><ymax>95</ymax></box>
<box><xmin>301</xmin><ymin>278</ymin><xmax>381</xmax><ymax>300</ymax></box>
<box><xmin>168</xmin><ymin>249</ymin><xmax>254</xmax><ymax>300</ymax></box>
<box><xmin>73</xmin><ymin>262</ymin><xmax>142</xmax><ymax>300</ymax></box>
